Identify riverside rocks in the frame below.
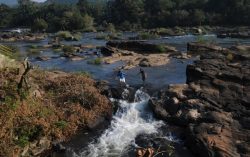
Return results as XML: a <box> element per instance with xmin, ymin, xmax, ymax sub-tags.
<box><xmin>106</xmin><ymin>40</ymin><xmax>177</xmax><ymax>53</ymax></box>
<box><xmin>100</xmin><ymin>41</ymin><xmax>173</xmax><ymax>69</ymax></box>
<box><xmin>0</xmin><ymin>33</ymin><xmax>46</xmax><ymax>42</ymax></box>
<box><xmin>216</xmin><ymin>27</ymin><xmax>250</xmax><ymax>39</ymax></box>
<box><xmin>187</xmin><ymin>42</ymin><xmax>225</xmax><ymax>54</ymax></box>
<box><xmin>150</xmin><ymin>50</ymin><xmax>250</xmax><ymax>157</ymax></box>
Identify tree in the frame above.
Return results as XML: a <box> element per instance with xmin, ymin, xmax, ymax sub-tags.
<box><xmin>170</xmin><ymin>10</ymin><xmax>190</xmax><ymax>26</ymax></box>
<box><xmin>32</xmin><ymin>18</ymin><xmax>48</xmax><ymax>32</ymax></box>
<box><xmin>0</xmin><ymin>4</ymin><xmax>13</xmax><ymax>28</ymax></box>
<box><xmin>82</xmin><ymin>14</ymin><xmax>94</xmax><ymax>31</ymax></box>
<box><xmin>77</xmin><ymin>0</ymin><xmax>90</xmax><ymax>14</ymax></box>
<box><xmin>107</xmin><ymin>0</ymin><xmax>144</xmax><ymax>26</ymax></box>
<box><xmin>193</xmin><ymin>9</ymin><xmax>205</xmax><ymax>25</ymax></box>
<box><xmin>14</xmin><ymin>0</ymin><xmax>39</xmax><ymax>27</ymax></box>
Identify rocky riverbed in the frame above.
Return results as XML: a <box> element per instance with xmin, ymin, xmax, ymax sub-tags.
<box><xmin>1</xmin><ymin>29</ymin><xmax>250</xmax><ymax>157</ymax></box>
<box><xmin>150</xmin><ymin>49</ymin><xmax>250</xmax><ymax>157</ymax></box>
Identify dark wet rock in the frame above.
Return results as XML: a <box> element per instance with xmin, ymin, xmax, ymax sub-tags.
<box><xmin>100</xmin><ymin>46</ymin><xmax>119</xmax><ymax>56</ymax></box>
<box><xmin>230</xmin><ymin>45</ymin><xmax>250</xmax><ymax>52</ymax></box>
<box><xmin>36</xmin><ymin>56</ymin><xmax>51</xmax><ymax>61</ymax></box>
<box><xmin>106</xmin><ymin>40</ymin><xmax>177</xmax><ymax>53</ymax></box>
<box><xmin>109</xmin><ymin>86</ymin><xmax>136</xmax><ymax>102</ymax></box>
<box><xmin>187</xmin><ymin>42</ymin><xmax>225</xmax><ymax>54</ymax></box>
<box><xmin>151</xmin><ymin>50</ymin><xmax>250</xmax><ymax>157</ymax></box>
<box><xmin>52</xmin><ymin>142</ymin><xmax>66</xmax><ymax>153</ymax></box>
<box><xmin>216</xmin><ymin>27</ymin><xmax>250</xmax><ymax>39</ymax></box>
<box><xmin>217</xmin><ymin>32</ymin><xmax>250</xmax><ymax>39</ymax></box>
<box><xmin>97</xmin><ymin>81</ymin><xmax>136</xmax><ymax>102</ymax></box>
<box><xmin>0</xmin><ymin>32</ymin><xmax>46</xmax><ymax>42</ymax></box>
<box><xmin>139</xmin><ymin>58</ymin><xmax>151</xmax><ymax>67</ymax></box>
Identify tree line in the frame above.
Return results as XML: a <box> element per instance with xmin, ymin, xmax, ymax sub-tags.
<box><xmin>0</xmin><ymin>0</ymin><xmax>249</xmax><ymax>32</ymax></box>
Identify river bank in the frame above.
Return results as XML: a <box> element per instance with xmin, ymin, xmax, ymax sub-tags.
<box><xmin>0</xmin><ymin>55</ymin><xmax>112</xmax><ymax>157</ymax></box>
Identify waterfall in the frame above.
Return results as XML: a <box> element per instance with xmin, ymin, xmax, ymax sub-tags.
<box><xmin>76</xmin><ymin>88</ymin><xmax>164</xmax><ymax>157</ymax></box>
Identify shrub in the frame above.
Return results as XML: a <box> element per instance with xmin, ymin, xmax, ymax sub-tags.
<box><xmin>82</xmin><ymin>14</ymin><xmax>95</xmax><ymax>32</ymax></box>
<box><xmin>62</xmin><ymin>45</ymin><xmax>75</xmax><ymax>53</ymax></box>
<box><xmin>226</xmin><ymin>53</ymin><xmax>234</xmax><ymax>61</ymax></box>
<box><xmin>156</xmin><ymin>28</ymin><xmax>175</xmax><ymax>36</ymax></box>
<box><xmin>73</xmin><ymin>32</ymin><xmax>82</xmax><ymax>41</ymax></box>
<box><xmin>55</xmin><ymin>120</ymin><xmax>68</xmax><ymax>129</ymax></box>
<box><xmin>137</xmin><ymin>32</ymin><xmax>159</xmax><ymax>40</ymax></box>
<box><xmin>56</xmin><ymin>31</ymin><xmax>73</xmax><ymax>40</ymax></box>
<box><xmin>106</xmin><ymin>23</ymin><xmax>116</xmax><ymax>33</ymax></box>
<box><xmin>155</xmin><ymin>45</ymin><xmax>166</xmax><ymax>53</ymax></box>
<box><xmin>196</xmin><ymin>35</ymin><xmax>207</xmax><ymax>43</ymax></box>
<box><xmin>75</xmin><ymin>71</ymin><xmax>92</xmax><ymax>78</ymax></box>
<box><xmin>15</xmin><ymin>125</ymin><xmax>44</xmax><ymax>147</ymax></box>
<box><xmin>87</xmin><ymin>58</ymin><xmax>102</xmax><ymax>65</ymax></box>
<box><xmin>32</xmin><ymin>18</ymin><xmax>48</xmax><ymax>32</ymax></box>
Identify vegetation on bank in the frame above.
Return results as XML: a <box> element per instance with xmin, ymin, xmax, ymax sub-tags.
<box><xmin>0</xmin><ymin>0</ymin><xmax>249</xmax><ymax>32</ymax></box>
<box><xmin>0</xmin><ymin>56</ymin><xmax>111</xmax><ymax>156</ymax></box>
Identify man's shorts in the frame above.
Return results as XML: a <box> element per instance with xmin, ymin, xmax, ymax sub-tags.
<box><xmin>120</xmin><ymin>78</ymin><xmax>126</xmax><ymax>83</ymax></box>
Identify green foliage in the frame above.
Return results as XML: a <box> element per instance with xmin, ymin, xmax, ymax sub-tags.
<box><xmin>75</xmin><ymin>71</ymin><xmax>92</xmax><ymax>78</ymax></box>
<box><xmin>18</xmin><ymin>88</ymin><xmax>29</xmax><ymax>100</ymax></box>
<box><xmin>56</xmin><ymin>31</ymin><xmax>73</xmax><ymax>40</ymax></box>
<box><xmin>166</xmin><ymin>144</ymin><xmax>175</xmax><ymax>156</ymax></box>
<box><xmin>82</xmin><ymin>14</ymin><xmax>95</xmax><ymax>32</ymax></box>
<box><xmin>196</xmin><ymin>35</ymin><xmax>207</xmax><ymax>43</ymax></box>
<box><xmin>62</xmin><ymin>45</ymin><xmax>75</xmax><ymax>53</ymax></box>
<box><xmin>106</xmin><ymin>23</ymin><xmax>116</xmax><ymax>33</ymax></box>
<box><xmin>73</xmin><ymin>32</ymin><xmax>82</xmax><ymax>41</ymax></box>
<box><xmin>32</xmin><ymin>18</ymin><xmax>48</xmax><ymax>32</ymax></box>
<box><xmin>155</xmin><ymin>45</ymin><xmax>166</xmax><ymax>53</ymax></box>
<box><xmin>38</xmin><ymin>107</ymin><xmax>53</xmax><ymax>117</ymax></box>
<box><xmin>16</xmin><ymin>136</ymin><xmax>29</xmax><ymax>148</ymax></box>
<box><xmin>137</xmin><ymin>32</ymin><xmax>159</xmax><ymax>40</ymax></box>
<box><xmin>0</xmin><ymin>0</ymin><xmax>250</xmax><ymax>31</ymax></box>
<box><xmin>27</xmin><ymin>45</ymin><xmax>38</xmax><ymax>49</ymax></box>
<box><xmin>193</xmin><ymin>9</ymin><xmax>206</xmax><ymax>25</ymax></box>
<box><xmin>54</xmin><ymin>120</ymin><xmax>68</xmax><ymax>129</ymax></box>
<box><xmin>87</xmin><ymin>58</ymin><xmax>102</xmax><ymax>65</ymax></box>
<box><xmin>0</xmin><ymin>4</ymin><xmax>13</xmax><ymax>28</ymax></box>
<box><xmin>4</xmin><ymin>96</ymin><xmax>19</xmax><ymax>110</ymax></box>
<box><xmin>226</xmin><ymin>53</ymin><xmax>234</xmax><ymax>61</ymax></box>
<box><xmin>15</xmin><ymin>125</ymin><xmax>44</xmax><ymax>147</ymax></box>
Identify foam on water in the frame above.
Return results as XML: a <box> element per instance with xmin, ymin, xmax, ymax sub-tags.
<box><xmin>77</xmin><ymin>89</ymin><xmax>164</xmax><ymax>157</ymax></box>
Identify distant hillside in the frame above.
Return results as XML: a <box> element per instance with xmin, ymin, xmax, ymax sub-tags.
<box><xmin>45</xmin><ymin>0</ymin><xmax>78</xmax><ymax>4</ymax></box>
<box><xmin>0</xmin><ymin>0</ymin><xmax>17</xmax><ymax>6</ymax></box>
<box><xmin>45</xmin><ymin>0</ymin><xmax>108</xmax><ymax>5</ymax></box>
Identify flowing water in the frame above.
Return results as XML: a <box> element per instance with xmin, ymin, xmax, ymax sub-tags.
<box><xmin>2</xmin><ymin>32</ymin><xmax>250</xmax><ymax>157</ymax></box>
<box><xmin>58</xmin><ymin>88</ymin><xmax>188</xmax><ymax>157</ymax></box>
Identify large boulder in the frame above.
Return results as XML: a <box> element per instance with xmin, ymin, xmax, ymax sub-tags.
<box><xmin>187</xmin><ymin>42</ymin><xmax>225</xmax><ymax>54</ymax></box>
<box><xmin>106</xmin><ymin>40</ymin><xmax>177</xmax><ymax>53</ymax></box>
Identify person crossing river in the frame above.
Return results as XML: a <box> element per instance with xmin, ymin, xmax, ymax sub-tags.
<box><xmin>117</xmin><ymin>69</ymin><xmax>126</xmax><ymax>84</ymax></box>
<box><xmin>139</xmin><ymin>68</ymin><xmax>147</xmax><ymax>84</ymax></box>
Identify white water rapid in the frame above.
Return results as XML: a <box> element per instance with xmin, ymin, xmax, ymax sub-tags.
<box><xmin>75</xmin><ymin>88</ymin><xmax>164</xmax><ymax>157</ymax></box>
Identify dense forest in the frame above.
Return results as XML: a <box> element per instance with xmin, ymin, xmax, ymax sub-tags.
<box><xmin>0</xmin><ymin>0</ymin><xmax>250</xmax><ymax>32</ymax></box>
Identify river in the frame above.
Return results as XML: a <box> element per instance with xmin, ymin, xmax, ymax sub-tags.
<box><xmin>1</xmin><ymin>32</ymin><xmax>250</xmax><ymax>157</ymax></box>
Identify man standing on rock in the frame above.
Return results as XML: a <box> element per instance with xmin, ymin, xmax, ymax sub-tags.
<box><xmin>117</xmin><ymin>69</ymin><xmax>126</xmax><ymax>85</ymax></box>
<box><xmin>139</xmin><ymin>68</ymin><xmax>147</xmax><ymax>84</ymax></box>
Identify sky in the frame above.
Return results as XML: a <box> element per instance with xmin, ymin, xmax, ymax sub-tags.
<box><xmin>33</xmin><ymin>0</ymin><xmax>46</xmax><ymax>2</ymax></box>
<box><xmin>0</xmin><ymin>0</ymin><xmax>47</xmax><ymax>4</ymax></box>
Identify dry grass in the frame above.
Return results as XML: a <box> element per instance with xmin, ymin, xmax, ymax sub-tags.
<box><xmin>0</xmin><ymin>67</ymin><xmax>111</xmax><ymax>156</ymax></box>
